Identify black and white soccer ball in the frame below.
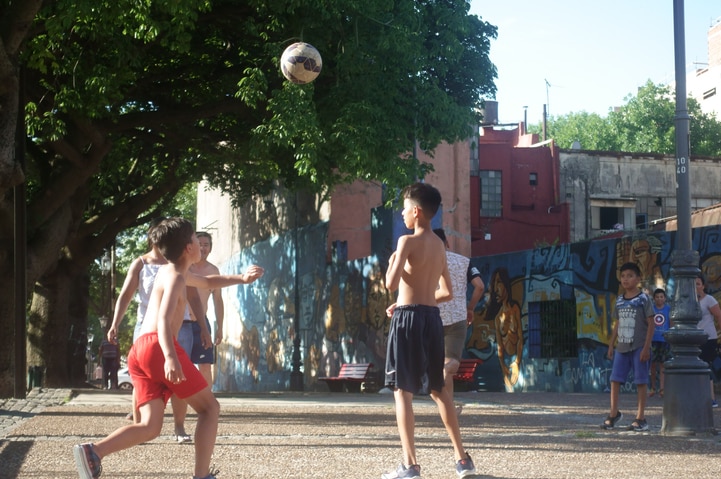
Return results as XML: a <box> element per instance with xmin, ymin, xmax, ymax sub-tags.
<box><xmin>280</xmin><ymin>42</ymin><xmax>322</xmax><ymax>84</ymax></box>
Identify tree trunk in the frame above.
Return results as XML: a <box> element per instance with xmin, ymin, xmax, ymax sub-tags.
<box><xmin>0</xmin><ymin>274</ymin><xmax>17</xmax><ymax>397</ymax></box>
<box><xmin>27</xmin><ymin>269</ymin><xmax>88</xmax><ymax>387</ymax></box>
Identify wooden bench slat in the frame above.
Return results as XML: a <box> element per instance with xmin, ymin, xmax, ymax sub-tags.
<box><xmin>319</xmin><ymin>363</ymin><xmax>375</xmax><ymax>392</ymax></box>
<box><xmin>453</xmin><ymin>359</ymin><xmax>482</xmax><ymax>391</ymax></box>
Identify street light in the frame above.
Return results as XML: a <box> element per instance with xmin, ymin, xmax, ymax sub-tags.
<box><xmin>289</xmin><ymin>190</ymin><xmax>304</xmax><ymax>391</ymax></box>
<box><xmin>86</xmin><ymin>332</ymin><xmax>95</xmax><ymax>383</ymax></box>
<box><xmin>661</xmin><ymin>0</ymin><xmax>715</xmax><ymax>435</ymax></box>
<box><xmin>100</xmin><ymin>250</ymin><xmax>111</xmax><ymax>274</ymax></box>
<box><xmin>99</xmin><ymin>247</ymin><xmax>114</xmax><ymax>331</ymax></box>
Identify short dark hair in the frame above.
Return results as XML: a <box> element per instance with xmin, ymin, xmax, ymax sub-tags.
<box><xmin>150</xmin><ymin>217</ymin><xmax>194</xmax><ymax>262</ymax></box>
<box><xmin>620</xmin><ymin>262</ymin><xmax>641</xmax><ymax>277</ymax></box>
<box><xmin>402</xmin><ymin>182</ymin><xmax>441</xmax><ymax>218</ymax></box>
<box><xmin>433</xmin><ymin>228</ymin><xmax>447</xmax><ymax>243</ymax></box>
<box><xmin>196</xmin><ymin>231</ymin><xmax>213</xmax><ymax>246</ymax></box>
<box><xmin>653</xmin><ymin>288</ymin><xmax>666</xmax><ymax>297</ymax></box>
<box><xmin>146</xmin><ymin>217</ymin><xmax>166</xmax><ymax>249</ymax></box>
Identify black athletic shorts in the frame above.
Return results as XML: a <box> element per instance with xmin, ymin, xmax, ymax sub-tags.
<box><xmin>190</xmin><ymin>317</ymin><xmax>215</xmax><ymax>364</ymax></box>
<box><xmin>385</xmin><ymin>304</ymin><xmax>444</xmax><ymax>393</ymax></box>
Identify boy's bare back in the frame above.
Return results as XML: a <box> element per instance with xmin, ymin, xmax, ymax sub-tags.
<box><xmin>386</xmin><ymin>186</ymin><xmax>452</xmax><ymax>307</ymax></box>
<box><xmin>391</xmin><ymin>230</ymin><xmax>449</xmax><ymax>306</ymax></box>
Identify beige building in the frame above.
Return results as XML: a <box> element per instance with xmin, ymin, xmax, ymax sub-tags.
<box><xmin>687</xmin><ymin>17</ymin><xmax>721</xmax><ymax>118</ymax></box>
<box><xmin>560</xmin><ymin>149</ymin><xmax>721</xmax><ymax>242</ymax></box>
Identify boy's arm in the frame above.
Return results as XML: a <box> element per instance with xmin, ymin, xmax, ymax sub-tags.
<box><xmin>108</xmin><ymin>257</ymin><xmax>143</xmax><ymax>343</ymax></box>
<box><xmin>212</xmin><ymin>287</ymin><xmax>224</xmax><ymax>345</ymax></box>
<box><xmin>710</xmin><ymin>303</ymin><xmax>721</xmax><ymax>335</ymax></box>
<box><xmin>640</xmin><ymin>315</ymin><xmax>655</xmax><ymax>361</ymax></box>
<box><xmin>386</xmin><ymin>238</ymin><xmax>409</xmax><ymax>292</ymax></box>
<box><xmin>607</xmin><ymin>320</ymin><xmax>618</xmax><ymax>359</ymax></box>
<box><xmin>467</xmin><ymin>277</ymin><xmax>485</xmax><ymax>323</ymax></box>
<box><xmin>435</xmin><ymin>258</ymin><xmax>453</xmax><ymax>303</ymax></box>
<box><xmin>186</xmin><ymin>265</ymin><xmax>264</xmax><ymax>289</ymax></box>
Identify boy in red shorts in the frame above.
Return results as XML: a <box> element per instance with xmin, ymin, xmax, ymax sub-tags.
<box><xmin>73</xmin><ymin>217</ymin><xmax>263</xmax><ymax>479</ymax></box>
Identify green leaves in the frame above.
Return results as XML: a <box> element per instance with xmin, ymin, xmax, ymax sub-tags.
<box><xmin>16</xmin><ymin>0</ymin><xmax>499</xmax><ymax>234</ymax></box>
<box><xmin>536</xmin><ymin>80</ymin><xmax>721</xmax><ymax>157</ymax></box>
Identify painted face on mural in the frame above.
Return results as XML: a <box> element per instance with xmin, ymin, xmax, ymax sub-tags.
<box><xmin>701</xmin><ymin>255</ymin><xmax>721</xmax><ymax>289</ymax></box>
<box><xmin>493</xmin><ymin>274</ymin><xmax>507</xmax><ymax>303</ymax></box>
<box><xmin>631</xmin><ymin>240</ymin><xmax>653</xmax><ymax>275</ymax></box>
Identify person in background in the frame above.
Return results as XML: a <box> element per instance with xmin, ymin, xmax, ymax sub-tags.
<box><xmin>98</xmin><ymin>338</ymin><xmax>120</xmax><ymax>389</ymax></box>
<box><xmin>648</xmin><ymin>288</ymin><xmax>671</xmax><ymax>398</ymax></box>
<box><xmin>433</xmin><ymin>228</ymin><xmax>484</xmax><ymax>413</ymax></box>
<box><xmin>189</xmin><ymin>232</ymin><xmax>224</xmax><ymax>387</ymax></box>
<box><xmin>695</xmin><ymin>275</ymin><xmax>721</xmax><ymax>408</ymax></box>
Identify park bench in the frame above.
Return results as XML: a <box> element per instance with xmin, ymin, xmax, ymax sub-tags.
<box><xmin>453</xmin><ymin>359</ymin><xmax>483</xmax><ymax>391</ymax></box>
<box><xmin>319</xmin><ymin>363</ymin><xmax>375</xmax><ymax>392</ymax></box>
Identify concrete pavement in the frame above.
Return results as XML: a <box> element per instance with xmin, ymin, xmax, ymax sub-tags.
<box><xmin>1</xmin><ymin>388</ymin><xmax>721</xmax><ymax>479</ymax></box>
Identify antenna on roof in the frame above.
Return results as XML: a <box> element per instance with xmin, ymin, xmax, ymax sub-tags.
<box><xmin>544</xmin><ymin>79</ymin><xmax>551</xmax><ymax>117</ymax></box>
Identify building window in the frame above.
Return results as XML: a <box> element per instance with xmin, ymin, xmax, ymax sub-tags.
<box><xmin>529</xmin><ymin>172</ymin><xmax>538</xmax><ymax>186</ymax></box>
<box><xmin>480</xmin><ymin>170</ymin><xmax>502</xmax><ymax>217</ymax></box>
<box><xmin>636</xmin><ymin>213</ymin><xmax>648</xmax><ymax>230</ymax></box>
<box><xmin>703</xmin><ymin>87</ymin><xmax>716</xmax><ymax>100</ymax></box>
<box><xmin>528</xmin><ymin>299</ymin><xmax>578</xmax><ymax>359</ymax></box>
<box><xmin>592</xmin><ymin>206</ymin><xmax>633</xmax><ymax>230</ymax></box>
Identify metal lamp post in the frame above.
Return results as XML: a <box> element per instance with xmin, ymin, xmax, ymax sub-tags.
<box><xmin>289</xmin><ymin>191</ymin><xmax>304</xmax><ymax>391</ymax></box>
<box><xmin>661</xmin><ymin>0</ymin><xmax>715</xmax><ymax>435</ymax></box>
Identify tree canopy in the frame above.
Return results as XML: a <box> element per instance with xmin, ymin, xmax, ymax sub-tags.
<box><xmin>0</xmin><ymin>0</ymin><xmax>498</xmax><ymax>394</ymax></box>
<box><xmin>532</xmin><ymin>81</ymin><xmax>721</xmax><ymax>156</ymax></box>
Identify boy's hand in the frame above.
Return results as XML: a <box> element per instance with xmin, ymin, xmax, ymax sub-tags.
<box><xmin>165</xmin><ymin>357</ymin><xmax>186</xmax><ymax>384</ymax></box>
<box><xmin>606</xmin><ymin>345</ymin><xmax>614</xmax><ymax>360</ymax></box>
<box><xmin>242</xmin><ymin>265</ymin><xmax>265</xmax><ymax>283</ymax></box>
<box><xmin>386</xmin><ymin>302</ymin><xmax>397</xmax><ymax>318</ymax></box>
<box><xmin>107</xmin><ymin>326</ymin><xmax>119</xmax><ymax>345</ymax></box>
<box><xmin>200</xmin><ymin>328</ymin><xmax>213</xmax><ymax>349</ymax></box>
<box><xmin>639</xmin><ymin>346</ymin><xmax>650</xmax><ymax>362</ymax></box>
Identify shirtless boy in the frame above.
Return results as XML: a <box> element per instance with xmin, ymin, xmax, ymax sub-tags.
<box><xmin>189</xmin><ymin>231</ymin><xmax>224</xmax><ymax>386</ymax></box>
<box><xmin>73</xmin><ymin>217</ymin><xmax>263</xmax><ymax>479</ymax></box>
<box><xmin>382</xmin><ymin>183</ymin><xmax>476</xmax><ymax>479</ymax></box>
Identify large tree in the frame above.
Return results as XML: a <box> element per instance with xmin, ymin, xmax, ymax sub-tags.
<box><xmin>0</xmin><ymin>0</ymin><xmax>497</xmax><ymax>395</ymax></box>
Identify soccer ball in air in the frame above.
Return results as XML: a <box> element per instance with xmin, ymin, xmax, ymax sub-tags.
<box><xmin>280</xmin><ymin>42</ymin><xmax>322</xmax><ymax>84</ymax></box>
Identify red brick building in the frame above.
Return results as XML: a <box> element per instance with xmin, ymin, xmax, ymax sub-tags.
<box><xmin>470</xmin><ymin>125</ymin><xmax>569</xmax><ymax>257</ymax></box>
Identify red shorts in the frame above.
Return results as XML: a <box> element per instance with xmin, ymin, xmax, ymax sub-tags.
<box><xmin>128</xmin><ymin>332</ymin><xmax>208</xmax><ymax>408</ymax></box>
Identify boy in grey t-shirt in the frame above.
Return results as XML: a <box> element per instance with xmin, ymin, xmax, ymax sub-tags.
<box><xmin>601</xmin><ymin>262</ymin><xmax>655</xmax><ymax>432</ymax></box>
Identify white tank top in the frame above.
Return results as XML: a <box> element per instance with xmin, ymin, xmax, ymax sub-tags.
<box><xmin>137</xmin><ymin>259</ymin><xmax>161</xmax><ymax>322</ymax></box>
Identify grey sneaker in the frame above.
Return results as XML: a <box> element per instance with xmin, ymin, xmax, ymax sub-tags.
<box><xmin>381</xmin><ymin>464</ymin><xmax>421</xmax><ymax>479</ymax></box>
<box><xmin>193</xmin><ymin>466</ymin><xmax>219</xmax><ymax>479</ymax></box>
<box><xmin>628</xmin><ymin>418</ymin><xmax>649</xmax><ymax>432</ymax></box>
<box><xmin>73</xmin><ymin>443</ymin><xmax>102</xmax><ymax>479</ymax></box>
<box><xmin>456</xmin><ymin>453</ymin><xmax>476</xmax><ymax>478</ymax></box>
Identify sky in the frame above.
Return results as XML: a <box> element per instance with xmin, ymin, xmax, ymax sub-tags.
<box><xmin>469</xmin><ymin>1</ymin><xmax>720</xmax><ymax>125</ymax></box>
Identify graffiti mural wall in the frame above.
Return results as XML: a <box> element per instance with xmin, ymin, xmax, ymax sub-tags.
<box><xmin>213</xmin><ymin>222</ymin><xmax>721</xmax><ymax>394</ymax></box>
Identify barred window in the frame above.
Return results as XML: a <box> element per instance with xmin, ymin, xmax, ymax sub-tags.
<box><xmin>479</xmin><ymin>170</ymin><xmax>502</xmax><ymax>217</ymax></box>
<box><xmin>528</xmin><ymin>300</ymin><xmax>577</xmax><ymax>359</ymax></box>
